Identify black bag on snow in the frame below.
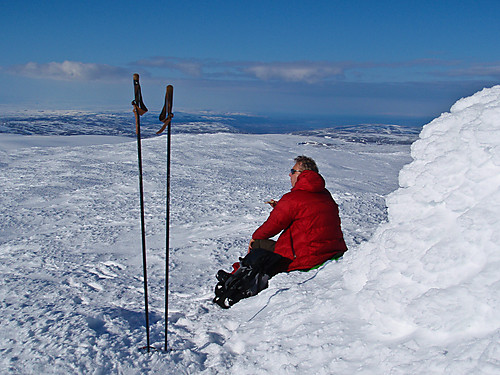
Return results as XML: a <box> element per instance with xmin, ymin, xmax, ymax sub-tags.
<box><xmin>213</xmin><ymin>248</ymin><xmax>290</xmax><ymax>309</ymax></box>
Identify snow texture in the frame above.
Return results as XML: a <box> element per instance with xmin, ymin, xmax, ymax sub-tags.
<box><xmin>340</xmin><ymin>86</ymin><xmax>500</xmax><ymax>374</ymax></box>
<box><xmin>0</xmin><ymin>86</ymin><xmax>499</xmax><ymax>374</ymax></box>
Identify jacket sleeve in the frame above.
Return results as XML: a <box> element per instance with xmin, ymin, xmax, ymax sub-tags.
<box><xmin>252</xmin><ymin>195</ymin><xmax>294</xmax><ymax>240</ymax></box>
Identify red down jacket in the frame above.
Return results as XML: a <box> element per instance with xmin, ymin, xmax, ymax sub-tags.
<box><xmin>252</xmin><ymin>170</ymin><xmax>347</xmax><ymax>271</ymax></box>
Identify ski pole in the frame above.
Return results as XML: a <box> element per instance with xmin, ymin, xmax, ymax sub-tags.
<box><xmin>157</xmin><ymin>85</ymin><xmax>174</xmax><ymax>352</ymax></box>
<box><xmin>132</xmin><ymin>73</ymin><xmax>151</xmax><ymax>353</ymax></box>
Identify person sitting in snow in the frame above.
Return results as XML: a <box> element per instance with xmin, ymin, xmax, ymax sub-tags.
<box><xmin>214</xmin><ymin>155</ymin><xmax>347</xmax><ymax>308</ymax></box>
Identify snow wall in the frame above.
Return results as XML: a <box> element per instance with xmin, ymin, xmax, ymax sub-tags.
<box><xmin>343</xmin><ymin>86</ymin><xmax>500</xmax><ymax>365</ymax></box>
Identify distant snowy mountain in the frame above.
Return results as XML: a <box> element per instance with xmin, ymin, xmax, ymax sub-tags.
<box><xmin>1</xmin><ymin>110</ymin><xmax>421</xmax><ymax>142</ymax></box>
<box><xmin>0</xmin><ymin>110</ymin><xmax>242</xmax><ymax>137</ymax></box>
<box><xmin>0</xmin><ymin>86</ymin><xmax>498</xmax><ymax>374</ymax></box>
<box><xmin>294</xmin><ymin>123</ymin><xmax>421</xmax><ymax>145</ymax></box>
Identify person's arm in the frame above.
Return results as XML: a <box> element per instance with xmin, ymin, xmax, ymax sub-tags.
<box><xmin>252</xmin><ymin>196</ymin><xmax>294</xmax><ymax>240</ymax></box>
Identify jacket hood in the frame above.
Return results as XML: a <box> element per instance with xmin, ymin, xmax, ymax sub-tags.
<box><xmin>292</xmin><ymin>170</ymin><xmax>325</xmax><ymax>193</ymax></box>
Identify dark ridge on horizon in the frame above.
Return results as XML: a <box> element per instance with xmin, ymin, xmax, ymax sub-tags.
<box><xmin>0</xmin><ymin>110</ymin><xmax>424</xmax><ymax>144</ymax></box>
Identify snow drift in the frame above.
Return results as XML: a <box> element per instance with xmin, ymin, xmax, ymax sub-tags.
<box><xmin>342</xmin><ymin>85</ymin><xmax>500</xmax><ymax>372</ymax></box>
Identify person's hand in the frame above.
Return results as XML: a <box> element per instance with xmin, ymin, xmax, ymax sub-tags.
<box><xmin>265</xmin><ymin>199</ymin><xmax>277</xmax><ymax>208</ymax></box>
<box><xmin>248</xmin><ymin>239</ymin><xmax>255</xmax><ymax>253</ymax></box>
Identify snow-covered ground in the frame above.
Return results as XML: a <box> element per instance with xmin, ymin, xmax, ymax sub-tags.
<box><xmin>0</xmin><ymin>86</ymin><xmax>499</xmax><ymax>374</ymax></box>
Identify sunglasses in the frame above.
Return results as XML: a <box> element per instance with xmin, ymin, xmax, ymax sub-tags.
<box><xmin>290</xmin><ymin>169</ymin><xmax>302</xmax><ymax>175</ymax></box>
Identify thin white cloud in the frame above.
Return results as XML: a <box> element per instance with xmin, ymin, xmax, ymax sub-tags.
<box><xmin>243</xmin><ymin>62</ymin><xmax>345</xmax><ymax>83</ymax></box>
<box><xmin>8</xmin><ymin>61</ymin><xmax>128</xmax><ymax>81</ymax></box>
<box><xmin>134</xmin><ymin>57</ymin><xmax>346</xmax><ymax>83</ymax></box>
<box><xmin>444</xmin><ymin>63</ymin><xmax>500</xmax><ymax>78</ymax></box>
<box><xmin>133</xmin><ymin>57</ymin><xmax>203</xmax><ymax>77</ymax></box>
<box><xmin>132</xmin><ymin>57</ymin><xmax>467</xmax><ymax>83</ymax></box>
<box><xmin>8</xmin><ymin>57</ymin><xmax>494</xmax><ymax>86</ymax></box>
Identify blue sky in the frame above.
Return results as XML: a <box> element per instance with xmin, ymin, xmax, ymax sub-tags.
<box><xmin>1</xmin><ymin>0</ymin><xmax>499</xmax><ymax>125</ymax></box>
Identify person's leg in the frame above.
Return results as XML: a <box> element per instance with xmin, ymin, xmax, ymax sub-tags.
<box><xmin>243</xmin><ymin>247</ymin><xmax>291</xmax><ymax>277</ymax></box>
<box><xmin>251</xmin><ymin>239</ymin><xmax>276</xmax><ymax>252</ymax></box>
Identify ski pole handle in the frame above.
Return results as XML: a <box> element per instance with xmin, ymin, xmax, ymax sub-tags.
<box><xmin>132</xmin><ymin>73</ymin><xmax>148</xmax><ymax>116</ymax></box>
<box><xmin>157</xmin><ymin>85</ymin><xmax>174</xmax><ymax>135</ymax></box>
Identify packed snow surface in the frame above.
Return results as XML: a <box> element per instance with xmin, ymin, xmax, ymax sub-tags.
<box><xmin>1</xmin><ymin>86</ymin><xmax>499</xmax><ymax>374</ymax></box>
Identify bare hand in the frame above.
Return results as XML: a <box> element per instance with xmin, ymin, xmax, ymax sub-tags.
<box><xmin>265</xmin><ymin>199</ymin><xmax>277</xmax><ymax>208</ymax></box>
<box><xmin>248</xmin><ymin>239</ymin><xmax>255</xmax><ymax>253</ymax></box>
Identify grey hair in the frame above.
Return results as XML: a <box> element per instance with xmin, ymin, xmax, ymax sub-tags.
<box><xmin>294</xmin><ymin>155</ymin><xmax>319</xmax><ymax>173</ymax></box>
